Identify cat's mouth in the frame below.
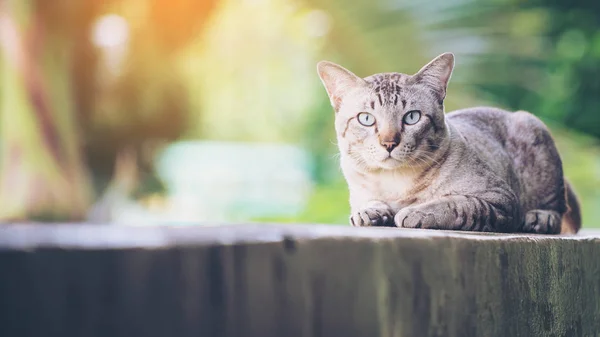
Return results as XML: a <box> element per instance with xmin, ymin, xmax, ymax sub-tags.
<box><xmin>379</xmin><ymin>156</ymin><xmax>403</xmax><ymax>169</ymax></box>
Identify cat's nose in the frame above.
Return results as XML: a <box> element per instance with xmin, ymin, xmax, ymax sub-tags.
<box><xmin>379</xmin><ymin>130</ymin><xmax>400</xmax><ymax>152</ymax></box>
<box><xmin>381</xmin><ymin>141</ymin><xmax>398</xmax><ymax>152</ymax></box>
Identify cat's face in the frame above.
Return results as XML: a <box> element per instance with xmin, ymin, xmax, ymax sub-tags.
<box><xmin>317</xmin><ymin>53</ymin><xmax>455</xmax><ymax>171</ymax></box>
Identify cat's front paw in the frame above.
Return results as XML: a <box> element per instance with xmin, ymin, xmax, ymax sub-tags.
<box><xmin>350</xmin><ymin>203</ymin><xmax>395</xmax><ymax>227</ymax></box>
<box><xmin>394</xmin><ymin>207</ymin><xmax>437</xmax><ymax>229</ymax></box>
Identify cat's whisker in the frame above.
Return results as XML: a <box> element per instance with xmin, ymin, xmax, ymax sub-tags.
<box><xmin>403</xmin><ymin>160</ymin><xmax>417</xmax><ymax>176</ymax></box>
<box><xmin>410</xmin><ymin>156</ymin><xmax>428</xmax><ymax>171</ymax></box>
<box><xmin>411</xmin><ymin>150</ymin><xmax>443</xmax><ymax>168</ymax></box>
<box><xmin>412</xmin><ymin>153</ymin><xmax>441</xmax><ymax>172</ymax></box>
<box><xmin>348</xmin><ymin>152</ymin><xmax>372</xmax><ymax>172</ymax></box>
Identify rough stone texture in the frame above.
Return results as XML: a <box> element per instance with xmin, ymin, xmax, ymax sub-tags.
<box><xmin>0</xmin><ymin>224</ymin><xmax>599</xmax><ymax>337</ymax></box>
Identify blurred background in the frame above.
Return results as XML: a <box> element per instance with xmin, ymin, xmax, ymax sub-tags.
<box><xmin>0</xmin><ymin>0</ymin><xmax>598</xmax><ymax>227</ymax></box>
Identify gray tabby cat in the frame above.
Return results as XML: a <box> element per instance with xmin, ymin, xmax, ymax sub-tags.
<box><xmin>317</xmin><ymin>53</ymin><xmax>581</xmax><ymax>234</ymax></box>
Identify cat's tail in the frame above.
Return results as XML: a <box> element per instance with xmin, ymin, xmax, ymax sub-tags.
<box><xmin>561</xmin><ymin>179</ymin><xmax>582</xmax><ymax>234</ymax></box>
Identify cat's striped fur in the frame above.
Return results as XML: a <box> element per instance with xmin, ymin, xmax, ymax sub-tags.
<box><xmin>317</xmin><ymin>53</ymin><xmax>581</xmax><ymax>234</ymax></box>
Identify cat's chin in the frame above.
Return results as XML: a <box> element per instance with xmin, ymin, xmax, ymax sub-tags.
<box><xmin>377</xmin><ymin>157</ymin><xmax>405</xmax><ymax>170</ymax></box>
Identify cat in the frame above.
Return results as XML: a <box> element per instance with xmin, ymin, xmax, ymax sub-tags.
<box><xmin>317</xmin><ymin>53</ymin><xmax>581</xmax><ymax>234</ymax></box>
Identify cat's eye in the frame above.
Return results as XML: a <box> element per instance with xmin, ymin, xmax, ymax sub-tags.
<box><xmin>403</xmin><ymin>110</ymin><xmax>421</xmax><ymax>125</ymax></box>
<box><xmin>357</xmin><ymin>112</ymin><xmax>376</xmax><ymax>126</ymax></box>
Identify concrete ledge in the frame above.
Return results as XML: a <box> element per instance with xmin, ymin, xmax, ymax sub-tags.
<box><xmin>0</xmin><ymin>224</ymin><xmax>598</xmax><ymax>337</ymax></box>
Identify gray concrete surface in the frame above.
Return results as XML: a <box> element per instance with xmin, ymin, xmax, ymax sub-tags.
<box><xmin>0</xmin><ymin>224</ymin><xmax>598</xmax><ymax>337</ymax></box>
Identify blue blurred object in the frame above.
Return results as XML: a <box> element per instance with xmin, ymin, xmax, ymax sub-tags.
<box><xmin>154</xmin><ymin>141</ymin><xmax>314</xmax><ymax>223</ymax></box>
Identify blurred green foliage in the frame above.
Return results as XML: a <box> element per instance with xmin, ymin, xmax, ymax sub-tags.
<box><xmin>465</xmin><ymin>0</ymin><xmax>600</xmax><ymax>139</ymax></box>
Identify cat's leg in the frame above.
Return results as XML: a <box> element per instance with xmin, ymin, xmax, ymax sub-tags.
<box><xmin>507</xmin><ymin>111</ymin><xmax>568</xmax><ymax>234</ymax></box>
<box><xmin>394</xmin><ymin>192</ymin><xmax>520</xmax><ymax>232</ymax></box>
<box><xmin>350</xmin><ymin>201</ymin><xmax>395</xmax><ymax>227</ymax></box>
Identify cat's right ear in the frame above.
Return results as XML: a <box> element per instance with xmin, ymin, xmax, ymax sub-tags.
<box><xmin>411</xmin><ymin>53</ymin><xmax>455</xmax><ymax>101</ymax></box>
<box><xmin>317</xmin><ymin>61</ymin><xmax>366</xmax><ymax>112</ymax></box>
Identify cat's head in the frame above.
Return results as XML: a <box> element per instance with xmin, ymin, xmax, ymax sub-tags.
<box><xmin>317</xmin><ymin>53</ymin><xmax>454</xmax><ymax>171</ymax></box>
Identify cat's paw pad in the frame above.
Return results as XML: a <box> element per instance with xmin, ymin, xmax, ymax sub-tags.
<box><xmin>350</xmin><ymin>207</ymin><xmax>394</xmax><ymax>227</ymax></box>
<box><xmin>394</xmin><ymin>208</ymin><xmax>437</xmax><ymax>229</ymax></box>
<box><xmin>523</xmin><ymin>210</ymin><xmax>560</xmax><ymax>234</ymax></box>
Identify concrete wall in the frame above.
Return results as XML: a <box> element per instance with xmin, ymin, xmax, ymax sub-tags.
<box><xmin>0</xmin><ymin>224</ymin><xmax>598</xmax><ymax>337</ymax></box>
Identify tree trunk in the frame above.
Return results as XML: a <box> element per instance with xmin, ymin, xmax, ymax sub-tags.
<box><xmin>0</xmin><ymin>0</ymin><xmax>92</xmax><ymax>221</ymax></box>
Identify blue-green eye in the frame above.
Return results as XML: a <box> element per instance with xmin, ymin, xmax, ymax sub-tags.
<box><xmin>357</xmin><ymin>112</ymin><xmax>376</xmax><ymax>126</ymax></box>
<box><xmin>403</xmin><ymin>110</ymin><xmax>421</xmax><ymax>125</ymax></box>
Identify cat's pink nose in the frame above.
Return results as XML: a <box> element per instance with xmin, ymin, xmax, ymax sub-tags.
<box><xmin>381</xmin><ymin>141</ymin><xmax>398</xmax><ymax>152</ymax></box>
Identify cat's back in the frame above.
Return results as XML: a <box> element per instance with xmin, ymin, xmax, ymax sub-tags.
<box><xmin>445</xmin><ymin>107</ymin><xmax>516</xmax><ymax>179</ymax></box>
<box><xmin>446</xmin><ymin>107</ymin><xmax>512</xmax><ymax>141</ymax></box>
<box><xmin>446</xmin><ymin>106</ymin><xmax>550</xmax><ymax>148</ymax></box>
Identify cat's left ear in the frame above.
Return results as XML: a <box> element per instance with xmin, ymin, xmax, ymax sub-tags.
<box><xmin>412</xmin><ymin>52</ymin><xmax>455</xmax><ymax>100</ymax></box>
<box><xmin>317</xmin><ymin>61</ymin><xmax>367</xmax><ymax>112</ymax></box>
